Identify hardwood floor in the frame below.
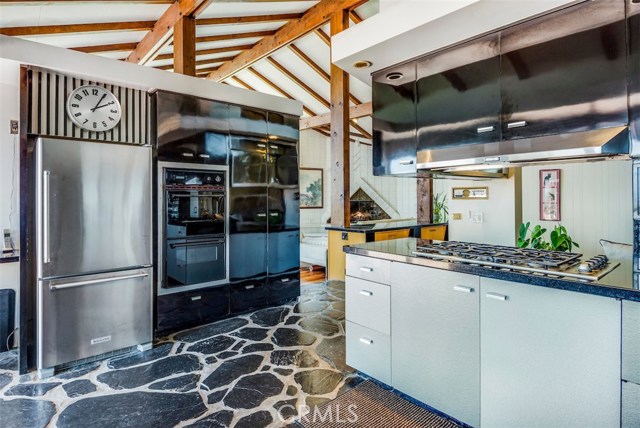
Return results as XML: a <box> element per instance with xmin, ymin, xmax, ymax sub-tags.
<box><xmin>300</xmin><ymin>265</ymin><xmax>326</xmax><ymax>284</ymax></box>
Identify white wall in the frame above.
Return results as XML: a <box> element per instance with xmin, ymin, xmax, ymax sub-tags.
<box><xmin>521</xmin><ymin>160</ymin><xmax>633</xmax><ymax>287</ymax></box>
<box><xmin>298</xmin><ymin>131</ymin><xmax>418</xmax><ymax>234</ymax></box>
<box><xmin>0</xmin><ymin>59</ymin><xmax>21</xmax><ymax>342</ymax></box>
<box><xmin>433</xmin><ymin>171</ymin><xmax>521</xmax><ymax>246</ymax></box>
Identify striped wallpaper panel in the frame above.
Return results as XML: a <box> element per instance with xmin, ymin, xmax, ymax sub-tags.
<box><xmin>28</xmin><ymin>67</ymin><xmax>149</xmax><ymax>145</ymax></box>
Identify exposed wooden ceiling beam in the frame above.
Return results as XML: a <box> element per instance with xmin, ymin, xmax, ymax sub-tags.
<box><xmin>288</xmin><ymin>43</ymin><xmax>362</xmax><ymax>105</ymax></box>
<box><xmin>314</xmin><ymin>28</ymin><xmax>331</xmax><ymax>46</ymax></box>
<box><xmin>266</xmin><ymin>57</ymin><xmax>329</xmax><ymax>109</ymax></box>
<box><xmin>0</xmin><ymin>1</ymin><xmax>173</xmax><ymax>3</ymax></box>
<box><xmin>231</xmin><ymin>76</ymin><xmax>256</xmax><ymax>91</ymax></box>
<box><xmin>351</xmin><ymin>122</ymin><xmax>372</xmax><ymax>140</ymax></box>
<box><xmin>126</xmin><ymin>0</ymin><xmax>215</xmax><ymax>64</ymax></box>
<box><xmin>154</xmin><ymin>43</ymin><xmax>253</xmax><ymax>61</ymax></box>
<box><xmin>206</xmin><ymin>0</ymin><xmax>366</xmax><ymax>82</ymax></box>
<box><xmin>71</xmin><ymin>42</ymin><xmax>138</xmax><ymax>54</ymax></box>
<box><xmin>349</xmin><ymin>10</ymin><xmax>363</xmax><ymax>24</ymax></box>
<box><xmin>174</xmin><ymin>14</ymin><xmax>196</xmax><ymax>76</ymax></box>
<box><xmin>197</xmin><ymin>13</ymin><xmax>303</xmax><ymax>26</ymax></box>
<box><xmin>196</xmin><ymin>66</ymin><xmax>220</xmax><ymax>75</ymax></box>
<box><xmin>195</xmin><ymin>30</ymin><xmax>275</xmax><ymax>44</ymax></box>
<box><xmin>300</xmin><ymin>102</ymin><xmax>371</xmax><ymax>130</ymax></box>
<box><xmin>156</xmin><ymin>55</ymin><xmax>236</xmax><ymax>70</ymax></box>
<box><xmin>0</xmin><ymin>21</ymin><xmax>155</xmax><ymax>36</ymax></box>
<box><xmin>248</xmin><ymin>67</ymin><xmax>315</xmax><ymax>117</ymax></box>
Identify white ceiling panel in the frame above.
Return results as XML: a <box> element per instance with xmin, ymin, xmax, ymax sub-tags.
<box><xmin>196</xmin><ymin>21</ymin><xmax>284</xmax><ymax>37</ymax></box>
<box><xmin>198</xmin><ymin>1</ymin><xmax>318</xmax><ymax>19</ymax></box>
<box><xmin>20</xmin><ymin>31</ymin><xmax>145</xmax><ymax>49</ymax></box>
<box><xmin>0</xmin><ymin>3</ymin><xmax>168</xmax><ymax>27</ymax></box>
<box><xmin>269</xmin><ymin>48</ymin><xmax>330</xmax><ymax>101</ymax></box>
<box><xmin>95</xmin><ymin>51</ymin><xmax>130</xmax><ymax>60</ymax></box>
<box><xmin>197</xmin><ymin>51</ymin><xmax>243</xmax><ymax>61</ymax></box>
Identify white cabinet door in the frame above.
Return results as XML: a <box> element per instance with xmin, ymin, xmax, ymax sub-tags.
<box><xmin>481</xmin><ymin>277</ymin><xmax>621</xmax><ymax>428</ymax></box>
<box><xmin>391</xmin><ymin>262</ymin><xmax>480</xmax><ymax>427</ymax></box>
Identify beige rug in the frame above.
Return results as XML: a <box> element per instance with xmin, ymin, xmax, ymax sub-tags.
<box><xmin>299</xmin><ymin>381</ymin><xmax>461</xmax><ymax>428</ymax></box>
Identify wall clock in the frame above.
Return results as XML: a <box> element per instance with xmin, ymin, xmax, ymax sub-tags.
<box><xmin>66</xmin><ymin>84</ymin><xmax>122</xmax><ymax>132</ymax></box>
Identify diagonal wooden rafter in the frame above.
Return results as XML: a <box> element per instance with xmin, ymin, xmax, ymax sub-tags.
<box><xmin>231</xmin><ymin>76</ymin><xmax>256</xmax><ymax>91</ymax></box>
<box><xmin>71</xmin><ymin>42</ymin><xmax>139</xmax><ymax>54</ymax></box>
<box><xmin>0</xmin><ymin>21</ymin><xmax>155</xmax><ymax>36</ymax></box>
<box><xmin>125</xmin><ymin>0</ymin><xmax>216</xmax><ymax>64</ymax></box>
<box><xmin>154</xmin><ymin>43</ymin><xmax>254</xmax><ymax>61</ymax></box>
<box><xmin>247</xmin><ymin>67</ymin><xmax>316</xmax><ymax>117</ymax></box>
<box><xmin>349</xmin><ymin>10</ymin><xmax>363</xmax><ymax>24</ymax></box>
<box><xmin>300</xmin><ymin>102</ymin><xmax>371</xmax><ymax>130</ymax></box>
<box><xmin>206</xmin><ymin>0</ymin><xmax>367</xmax><ymax>82</ymax></box>
<box><xmin>314</xmin><ymin>28</ymin><xmax>331</xmax><ymax>46</ymax></box>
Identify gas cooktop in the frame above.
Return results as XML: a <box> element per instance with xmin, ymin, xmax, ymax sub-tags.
<box><xmin>412</xmin><ymin>241</ymin><xmax>619</xmax><ymax>282</ymax></box>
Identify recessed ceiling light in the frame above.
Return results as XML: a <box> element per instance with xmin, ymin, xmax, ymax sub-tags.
<box><xmin>353</xmin><ymin>60</ymin><xmax>372</xmax><ymax>69</ymax></box>
<box><xmin>386</xmin><ymin>72</ymin><xmax>403</xmax><ymax>81</ymax></box>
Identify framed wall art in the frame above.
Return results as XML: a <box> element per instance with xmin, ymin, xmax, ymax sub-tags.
<box><xmin>300</xmin><ymin>168</ymin><xmax>323</xmax><ymax>209</ymax></box>
<box><xmin>540</xmin><ymin>169</ymin><xmax>561</xmax><ymax>221</ymax></box>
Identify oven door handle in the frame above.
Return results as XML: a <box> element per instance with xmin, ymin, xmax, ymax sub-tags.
<box><xmin>170</xmin><ymin>240</ymin><xmax>224</xmax><ymax>248</ymax></box>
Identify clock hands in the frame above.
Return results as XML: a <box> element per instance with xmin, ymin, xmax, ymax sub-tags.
<box><xmin>91</xmin><ymin>94</ymin><xmax>106</xmax><ymax>112</ymax></box>
<box><xmin>91</xmin><ymin>101</ymin><xmax>116</xmax><ymax>111</ymax></box>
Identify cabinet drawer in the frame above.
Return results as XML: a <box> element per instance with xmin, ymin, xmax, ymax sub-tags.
<box><xmin>346</xmin><ymin>277</ymin><xmax>390</xmax><ymax>335</ymax></box>
<box><xmin>346</xmin><ymin>254</ymin><xmax>390</xmax><ymax>285</ymax></box>
<box><xmin>346</xmin><ymin>321</ymin><xmax>391</xmax><ymax>385</ymax></box>
<box><xmin>231</xmin><ymin>279</ymin><xmax>268</xmax><ymax>313</ymax></box>
<box><xmin>374</xmin><ymin>229</ymin><xmax>410</xmax><ymax>241</ymax></box>
<box><xmin>420</xmin><ymin>225</ymin><xmax>447</xmax><ymax>240</ymax></box>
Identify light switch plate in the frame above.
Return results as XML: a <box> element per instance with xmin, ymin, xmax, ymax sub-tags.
<box><xmin>10</xmin><ymin>120</ymin><xmax>18</xmax><ymax>134</ymax></box>
<box><xmin>452</xmin><ymin>213</ymin><xmax>462</xmax><ymax>220</ymax></box>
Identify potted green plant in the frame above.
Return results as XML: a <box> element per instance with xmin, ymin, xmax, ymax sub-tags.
<box><xmin>433</xmin><ymin>192</ymin><xmax>449</xmax><ymax>223</ymax></box>
<box><xmin>517</xmin><ymin>222</ymin><xmax>579</xmax><ymax>252</ymax></box>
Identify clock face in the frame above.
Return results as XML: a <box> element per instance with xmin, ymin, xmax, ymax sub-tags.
<box><xmin>66</xmin><ymin>85</ymin><xmax>122</xmax><ymax>132</ymax></box>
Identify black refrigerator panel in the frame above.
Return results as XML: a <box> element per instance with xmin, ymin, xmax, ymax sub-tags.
<box><xmin>417</xmin><ymin>34</ymin><xmax>501</xmax><ymax>151</ymax></box>
<box><xmin>229</xmin><ymin>105</ymin><xmax>268</xmax><ymax>137</ymax></box>
<box><xmin>372</xmin><ymin>61</ymin><xmax>417</xmax><ymax>175</ymax></box>
<box><xmin>500</xmin><ymin>0</ymin><xmax>627</xmax><ymax>139</ymax></box>
<box><xmin>156</xmin><ymin>91</ymin><xmax>198</xmax><ymax>161</ymax></box>
<box><xmin>196</xmin><ymin>99</ymin><xmax>229</xmax><ymax>165</ymax></box>
<box><xmin>268</xmin><ymin>112</ymin><xmax>299</xmax><ymax>143</ymax></box>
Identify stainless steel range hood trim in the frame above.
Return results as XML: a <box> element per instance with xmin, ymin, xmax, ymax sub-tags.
<box><xmin>417</xmin><ymin>126</ymin><xmax>630</xmax><ymax>170</ymax></box>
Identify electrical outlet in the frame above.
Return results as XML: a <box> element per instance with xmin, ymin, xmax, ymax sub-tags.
<box><xmin>452</xmin><ymin>213</ymin><xmax>462</xmax><ymax>220</ymax></box>
<box><xmin>10</xmin><ymin>120</ymin><xmax>19</xmax><ymax>134</ymax></box>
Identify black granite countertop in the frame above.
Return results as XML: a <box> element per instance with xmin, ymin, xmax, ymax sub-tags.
<box><xmin>326</xmin><ymin>221</ymin><xmax>446</xmax><ymax>233</ymax></box>
<box><xmin>344</xmin><ymin>238</ymin><xmax>640</xmax><ymax>302</ymax></box>
<box><xmin>0</xmin><ymin>252</ymin><xmax>19</xmax><ymax>264</ymax></box>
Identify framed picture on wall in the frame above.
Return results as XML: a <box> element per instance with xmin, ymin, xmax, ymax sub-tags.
<box><xmin>300</xmin><ymin>168</ymin><xmax>323</xmax><ymax>209</ymax></box>
<box><xmin>540</xmin><ymin>169</ymin><xmax>561</xmax><ymax>221</ymax></box>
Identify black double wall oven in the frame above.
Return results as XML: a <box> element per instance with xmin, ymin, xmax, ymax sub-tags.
<box><xmin>153</xmin><ymin>91</ymin><xmax>300</xmax><ymax>334</ymax></box>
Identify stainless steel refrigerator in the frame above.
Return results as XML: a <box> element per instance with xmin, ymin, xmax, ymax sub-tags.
<box><xmin>36</xmin><ymin>137</ymin><xmax>152</xmax><ymax>376</ymax></box>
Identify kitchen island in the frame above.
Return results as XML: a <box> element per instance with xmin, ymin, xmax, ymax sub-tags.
<box><xmin>326</xmin><ymin>222</ymin><xmax>446</xmax><ymax>281</ymax></box>
<box><xmin>343</xmin><ymin>238</ymin><xmax>639</xmax><ymax>428</ymax></box>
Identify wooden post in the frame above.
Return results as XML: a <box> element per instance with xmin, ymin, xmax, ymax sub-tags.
<box><xmin>330</xmin><ymin>9</ymin><xmax>350</xmax><ymax>228</ymax></box>
<box><xmin>417</xmin><ymin>177</ymin><xmax>433</xmax><ymax>223</ymax></box>
<box><xmin>173</xmin><ymin>15</ymin><xmax>196</xmax><ymax>76</ymax></box>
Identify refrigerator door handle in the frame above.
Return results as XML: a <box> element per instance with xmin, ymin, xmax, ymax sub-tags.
<box><xmin>49</xmin><ymin>272</ymin><xmax>149</xmax><ymax>291</ymax></box>
<box><xmin>43</xmin><ymin>170</ymin><xmax>51</xmax><ymax>264</ymax></box>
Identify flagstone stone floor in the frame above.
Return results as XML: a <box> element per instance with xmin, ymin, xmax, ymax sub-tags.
<box><xmin>0</xmin><ymin>281</ymin><xmax>361</xmax><ymax>428</ymax></box>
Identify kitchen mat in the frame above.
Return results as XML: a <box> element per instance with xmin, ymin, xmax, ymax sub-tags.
<box><xmin>298</xmin><ymin>380</ymin><xmax>461</xmax><ymax>428</ymax></box>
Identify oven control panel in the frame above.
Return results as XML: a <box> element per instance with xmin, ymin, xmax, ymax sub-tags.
<box><xmin>165</xmin><ymin>169</ymin><xmax>225</xmax><ymax>190</ymax></box>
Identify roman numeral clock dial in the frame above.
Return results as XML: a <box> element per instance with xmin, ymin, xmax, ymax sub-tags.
<box><xmin>66</xmin><ymin>85</ymin><xmax>122</xmax><ymax>132</ymax></box>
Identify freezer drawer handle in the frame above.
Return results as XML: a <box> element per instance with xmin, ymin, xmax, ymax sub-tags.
<box><xmin>486</xmin><ymin>292</ymin><xmax>508</xmax><ymax>301</ymax></box>
<box><xmin>454</xmin><ymin>285</ymin><xmax>474</xmax><ymax>293</ymax></box>
<box><xmin>49</xmin><ymin>272</ymin><xmax>149</xmax><ymax>291</ymax></box>
<box><xmin>477</xmin><ymin>125</ymin><xmax>495</xmax><ymax>134</ymax></box>
<box><xmin>198</xmin><ymin>154</ymin><xmax>211</xmax><ymax>159</ymax></box>
<box><xmin>507</xmin><ymin>121</ymin><xmax>527</xmax><ymax>129</ymax></box>
<box><xmin>359</xmin><ymin>267</ymin><xmax>373</xmax><ymax>272</ymax></box>
<box><xmin>181</xmin><ymin>152</ymin><xmax>194</xmax><ymax>157</ymax></box>
<box><xmin>359</xmin><ymin>337</ymin><xmax>373</xmax><ymax>345</ymax></box>
<box><xmin>281</xmin><ymin>278</ymin><xmax>290</xmax><ymax>283</ymax></box>
<box><xmin>43</xmin><ymin>170</ymin><xmax>51</xmax><ymax>264</ymax></box>
<box><xmin>169</xmin><ymin>240</ymin><xmax>224</xmax><ymax>248</ymax></box>
<box><xmin>359</xmin><ymin>290</ymin><xmax>373</xmax><ymax>296</ymax></box>
<box><xmin>398</xmin><ymin>159</ymin><xmax>414</xmax><ymax>165</ymax></box>
<box><xmin>269</xmin><ymin>213</ymin><xmax>279</xmax><ymax>217</ymax></box>
<box><xmin>245</xmin><ymin>284</ymin><xmax>255</xmax><ymax>290</ymax></box>
<box><xmin>256</xmin><ymin>213</ymin><xmax>267</xmax><ymax>218</ymax></box>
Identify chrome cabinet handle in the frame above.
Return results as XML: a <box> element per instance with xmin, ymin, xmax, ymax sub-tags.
<box><xmin>191</xmin><ymin>295</ymin><xmax>202</xmax><ymax>301</ymax></box>
<box><xmin>486</xmin><ymin>292</ymin><xmax>508</xmax><ymax>301</ymax></box>
<box><xmin>359</xmin><ymin>337</ymin><xmax>373</xmax><ymax>345</ymax></box>
<box><xmin>50</xmin><ymin>272</ymin><xmax>149</xmax><ymax>291</ymax></box>
<box><xmin>270</xmin><ymin>145</ymin><xmax>279</xmax><ymax>149</ymax></box>
<box><xmin>256</xmin><ymin>213</ymin><xmax>267</xmax><ymax>218</ymax></box>
<box><xmin>257</xmin><ymin>143</ymin><xmax>266</xmax><ymax>148</ymax></box>
<box><xmin>181</xmin><ymin>152</ymin><xmax>194</xmax><ymax>157</ymax></box>
<box><xmin>269</xmin><ymin>212</ymin><xmax>279</xmax><ymax>217</ymax></box>
<box><xmin>169</xmin><ymin>239</ymin><xmax>224</xmax><ymax>248</ymax></box>
<box><xmin>454</xmin><ymin>285</ymin><xmax>474</xmax><ymax>293</ymax></box>
<box><xmin>398</xmin><ymin>159</ymin><xmax>414</xmax><ymax>165</ymax></box>
<box><xmin>359</xmin><ymin>290</ymin><xmax>373</xmax><ymax>296</ymax></box>
<box><xmin>359</xmin><ymin>267</ymin><xmax>373</xmax><ymax>272</ymax></box>
<box><xmin>245</xmin><ymin>284</ymin><xmax>255</xmax><ymax>290</ymax></box>
<box><xmin>281</xmin><ymin>278</ymin><xmax>290</xmax><ymax>283</ymax></box>
<box><xmin>42</xmin><ymin>170</ymin><xmax>51</xmax><ymax>264</ymax></box>
<box><xmin>477</xmin><ymin>126</ymin><xmax>495</xmax><ymax>134</ymax></box>
<box><xmin>198</xmin><ymin>154</ymin><xmax>210</xmax><ymax>158</ymax></box>
<box><xmin>507</xmin><ymin>121</ymin><xmax>527</xmax><ymax>129</ymax></box>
